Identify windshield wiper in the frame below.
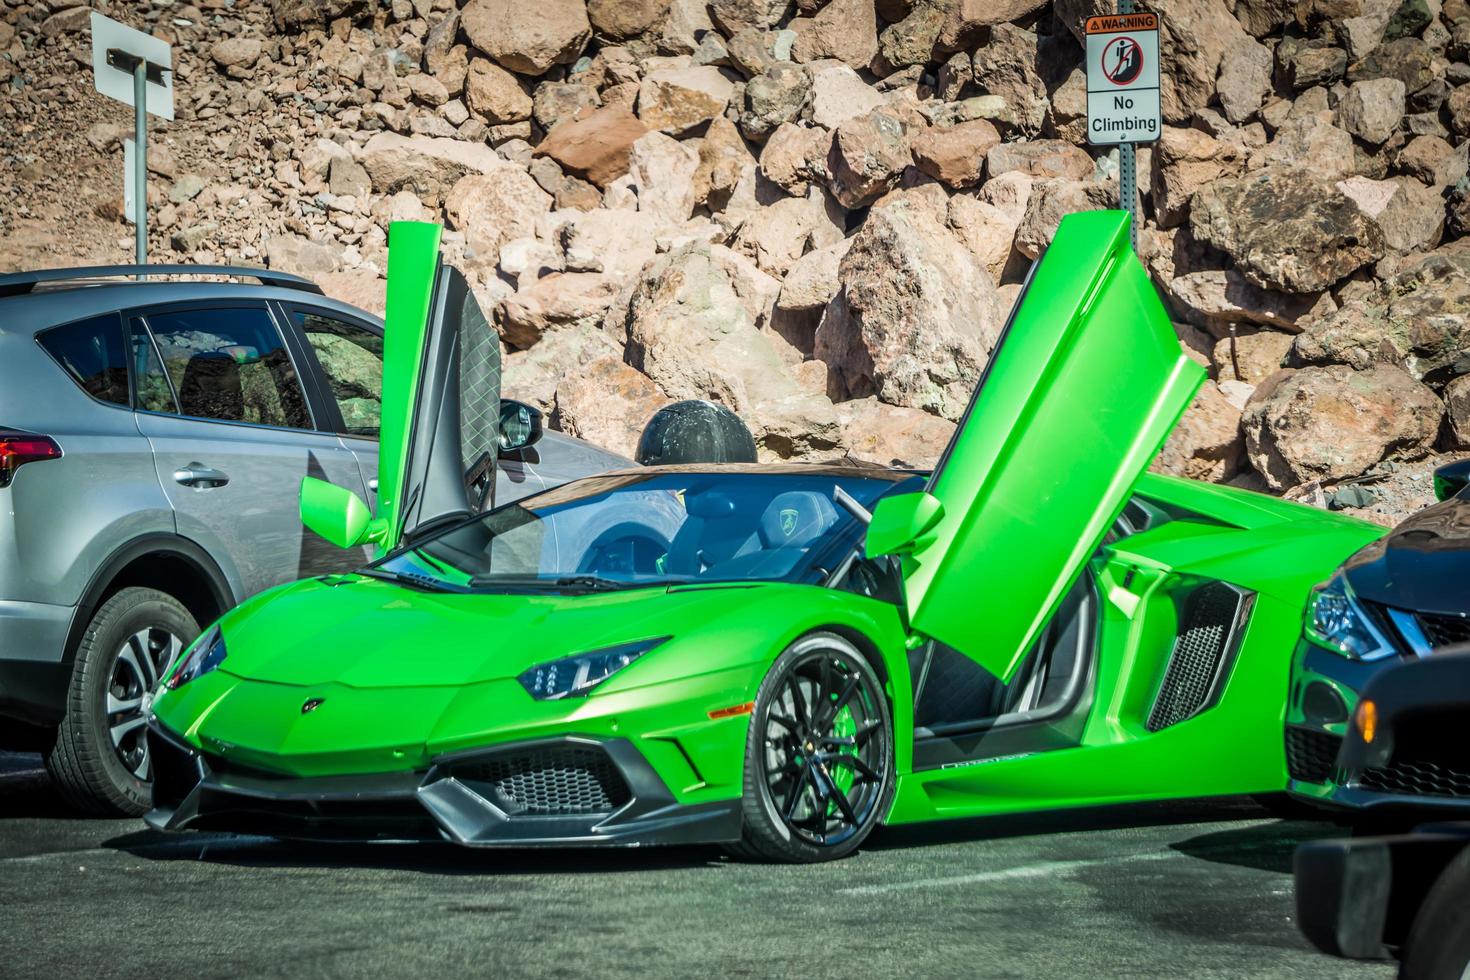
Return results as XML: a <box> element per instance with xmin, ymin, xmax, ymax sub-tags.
<box><xmin>357</xmin><ymin>568</ymin><xmax>464</xmax><ymax>593</ymax></box>
<box><xmin>468</xmin><ymin>574</ymin><xmax>686</xmax><ymax>593</ymax></box>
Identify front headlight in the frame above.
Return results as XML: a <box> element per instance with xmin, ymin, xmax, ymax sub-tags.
<box><xmin>517</xmin><ymin>637</ymin><xmax>669</xmax><ymax>701</ymax></box>
<box><xmin>1304</xmin><ymin>575</ymin><xmax>1397</xmax><ymax>661</ymax></box>
<box><xmin>163</xmin><ymin>625</ymin><xmax>228</xmax><ymax>690</ymax></box>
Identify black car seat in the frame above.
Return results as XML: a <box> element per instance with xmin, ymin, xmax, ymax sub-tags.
<box><xmin>700</xmin><ymin>491</ymin><xmax>840</xmax><ymax>580</ymax></box>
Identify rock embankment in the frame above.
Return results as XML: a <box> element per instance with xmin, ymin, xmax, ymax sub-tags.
<box><xmin>3</xmin><ymin>0</ymin><xmax>1469</xmax><ymax>523</ymax></box>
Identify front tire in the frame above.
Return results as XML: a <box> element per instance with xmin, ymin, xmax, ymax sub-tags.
<box><xmin>45</xmin><ymin>587</ymin><xmax>197</xmax><ymax>816</ymax></box>
<box><xmin>1399</xmin><ymin>847</ymin><xmax>1470</xmax><ymax>980</ymax></box>
<box><xmin>729</xmin><ymin>632</ymin><xmax>894</xmax><ymax>863</ymax></box>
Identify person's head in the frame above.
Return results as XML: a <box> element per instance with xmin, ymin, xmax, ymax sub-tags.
<box><xmin>635</xmin><ymin>400</ymin><xmax>758</xmax><ymax>466</ymax></box>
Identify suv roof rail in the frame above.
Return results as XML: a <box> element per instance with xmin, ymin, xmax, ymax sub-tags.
<box><xmin>0</xmin><ymin>265</ymin><xmax>325</xmax><ymax>299</ymax></box>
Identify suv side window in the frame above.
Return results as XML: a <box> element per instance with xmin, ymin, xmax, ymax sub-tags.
<box><xmin>293</xmin><ymin>309</ymin><xmax>383</xmax><ymax>438</ymax></box>
<box><xmin>127</xmin><ymin>317</ymin><xmax>178</xmax><ymax>414</ymax></box>
<box><xmin>143</xmin><ymin>306</ymin><xmax>312</xmax><ymax>429</ymax></box>
<box><xmin>37</xmin><ymin>313</ymin><xmax>130</xmax><ymax>406</ymax></box>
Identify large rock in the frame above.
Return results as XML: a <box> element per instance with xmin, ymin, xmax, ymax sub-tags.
<box><xmin>826</xmin><ymin>108</ymin><xmax>911</xmax><ymax>208</ymax></box>
<box><xmin>778</xmin><ymin>240</ymin><xmax>850</xmax><ymax>312</ymax></box>
<box><xmin>1149</xmin><ymin>0</ymin><xmax>1253</xmax><ymax>123</ymax></box>
<box><xmin>837</xmin><ymin>397</ymin><xmax>957</xmax><ymax>468</ymax></box>
<box><xmin>1337</xmin><ymin>175</ymin><xmax>1445</xmax><ymax>254</ymax></box>
<box><xmin>1241</xmin><ymin>364</ymin><xmax>1443</xmax><ymax>488</ymax></box>
<box><xmin>1190</xmin><ymin>168</ymin><xmax>1387</xmax><ymax>293</ymax></box>
<box><xmin>815</xmin><ymin>198</ymin><xmax>1005</xmax><ymax>420</ymax></box>
<box><xmin>1337</xmin><ymin>77</ymin><xmax>1406</xmax><ymax>144</ymax></box>
<box><xmin>535</xmin><ymin>106</ymin><xmax>650</xmax><ymax>187</ymax></box>
<box><xmin>1447</xmin><ymin>375</ymin><xmax>1470</xmax><ymax>448</ymax></box>
<box><xmin>732</xmin><ymin>191</ymin><xmax>844</xmax><ymax>275</ymax></box>
<box><xmin>503</xmin><ymin>323</ymin><xmax>624</xmax><ymax>412</ymax></box>
<box><xmin>359</xmin><ymin>132</ymin><xmax>506</xmax><ymax>201</ymax></box>
<box><xmin>808</xmin><ymin>63</ymin><xmax>883</xmax><ymax>129</ymax></box>
<box><xmin>986</xmin><ymin>140</ymin><xmax>1094</xmax><ymax>181</ymax></box>
<box><xmin>910</xmin><ymin>120</ymin><xmax>1001</xmax><ymax>189</ymax></box>
<box><xmin>1150</xmin><ymin>126</ymin><xmax>1242</xmax><ymax>228</ymax></box>
<box><xmin>621</xmin><ymin>243</ymin><xmax>843</xmax><ymax>458</ymax></box>
<box><xmin>1014</xmin><ymin>178</ymin><xmax>1117</xmax><ymax>259</ymax></box>
<box><xmin>496</xmin><ymin>272</ymin><xmax>619</xmax><ymax>349</ymax></box>
<box><xmin>760</xmin><ymin>122</ymin><xmax>831</xmax><ymax>194</ymax></box>
<box><xmin>461</xmin><ymin>0</ymin><xmax>591</xmax><ymax>76</ymax></box>
<box><xmin>443</xmin><ymin>169</ymin><xmax>553</xmax><ymax>266</ymax></box>
<box><xmin>1152</xmin><ymin>380</ymin><xmax>1246</xmax><ymax>482</ymax></box>
<box><xmin>1247</xmin><ymin>112</ymin><xmax>1357</xmax><ymax>179</ymax></box>
<box><xmin>879</xmin><ymin>5</ymin><xmax>945</xmax><ymax>69</ymax></box>
<box><xmin>1398</xmin><ymin>135</ymin><xmax>1470</xmax><ymax>187</ymax></box>
<box><xmin>629</xmin><ymin>132</ymin><xmax>702</xmax><ymax>223</ymax></box>
<box><xmin>587</xmin><ymin>0</ymin><xmax>672</xmax><ymax>39</ymax></box>
<box><xmin>790</xmin><ymin>0</ymin><xmax>880</xmax><ymax>69</ymax></box>
<box><xmin>1213</xmin><ymin>328</ymin><xmax>1295</xmax><ymax>384</ymax></box>
<box><xmin>694</xmin><ymin>117</ymin><xmax>758</xmax><ymax>208</ymax></box>
<box><xmin>559</xmin><ymin>208</ymin><xmax>663</xmax><ymax>279</ymax></box>
<box><xmin>466</xmin><ymin>58</ymin><xmax>532</xmax><ymax>123</ymax></box>
<box><xmin>947</xmin><ymin>173</ymin><xmax>1032</xmax><ymax>280</ymax></box>
<box><xmin>554</xmin><ymin>356</ymin><xmax>672</xmax><ymax>459</ymax></box>
<box><xmin>709</xmin><ymin>0</ymin><xmax>793</xmax><ymax>34</ymax></box>
<box><xmin>970</xmin><ymin>24</ymin><xmax>1050</xmax><ymax>134</ymax></box>
<box><xmin>1294</xmin><ymin>246</ymin><xmax>1470</xmax><ymax>380</ymax></box>
<box><xmin>1166</xmin><ymin>269</ymin><xmax>1331</xmax><ymax>334</ymax></box>
<box><xmin>637</xmin><ymin>65</ymin><xmax>736</xmax><ymax>135</ymax></box>
<box><xmin>1215</xmin><ymin>38</ymin><xmax>1272</xmax><ymax>123</ymax></box>
<box><xmin>740</xmin><ymin>62</ymin><xmax>812</xmax><ymax>140</ymax></box>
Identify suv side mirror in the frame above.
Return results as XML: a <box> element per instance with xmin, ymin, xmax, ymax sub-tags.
<box><xmin>865</xmin><ymin>491</ymin><xmax>945</xmax><ymax>559</ymax></box>
<box><xmin>1433</xmin><ymin>459</ymin><xmax>1470</xmax><ymax>501</ymax></box>
<box><xmin>300</xmin><ymin>477</ymin><xmax>384</xmax><ymax>549</ymax></box>
<box><xmin>499</xmin><ymin>399</ymin><xmax>543</xmax><ymax>453</ymax></box>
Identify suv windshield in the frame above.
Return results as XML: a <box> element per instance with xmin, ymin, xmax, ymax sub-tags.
<box><xmin>371</xmin><ymin>469</ymin><xmax>913</xmax><ymax>593</ymax></box>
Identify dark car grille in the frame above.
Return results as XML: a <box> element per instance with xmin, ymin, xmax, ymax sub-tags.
<box><xmin>1147</xmin><ymin>583</ymin><xmax>1247</xmax><ymax>732</ymax></box>
<box><xmin>1358</xmin><ymin>760</ymin><xmax>1470</xmax><ymax>798</ymax></box>
<box><xmin>454</xmin><ymin>746</ymin><xmax>632</xmax><ymax>816</ymax></box>
<box><xmin>1285</xmin><ymin>727</ymin><xmax>1342</xmax><ymax>783</ymax></box>
<box><xmin>1418</xmin><ymin>612</ymin><xmax>1470</xmax><ymax>649</ymax></box>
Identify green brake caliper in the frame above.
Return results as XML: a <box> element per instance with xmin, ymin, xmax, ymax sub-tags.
<box><xmin>827</xmin><ymin>702</ymin><xmax>857</xmax><ymax>807</ymax></box>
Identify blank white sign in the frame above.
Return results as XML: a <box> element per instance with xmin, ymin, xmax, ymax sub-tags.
<box><xmin>90</xmin><ymin>11</ymin><xmax>174</xmax><ymax>121</ymax></box>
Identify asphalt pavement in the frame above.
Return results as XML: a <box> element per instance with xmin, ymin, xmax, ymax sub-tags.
<box><xmin>0</xmin><ymin>750</ymin><xmax>1392</xmax><ymax>979</ymax></box>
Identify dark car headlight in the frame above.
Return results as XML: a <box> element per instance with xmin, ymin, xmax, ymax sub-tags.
<box><xmin>163</xmin><ymin>625</ymin><xmax>228</xmax><ymax>690</ymax></box>
<box><xmin>1304</xmin><ymin>575</ymin><xmax>1396</xmax><ymax>661</ymax></box>
<box><xmin>518</xmin><ymin>637</ymin><xmax>669</xmax><ymax>701</ymax></box>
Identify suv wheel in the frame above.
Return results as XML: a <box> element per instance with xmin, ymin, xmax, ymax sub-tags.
<box><xmin>45</xmin><ymin>587</ymin><xmax>198</xmax><ymax>816</ymax></box>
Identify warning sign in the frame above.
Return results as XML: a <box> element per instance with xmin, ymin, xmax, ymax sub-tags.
<box><xmin>1085</xmin><ymin>13</ymin><xmax>1160</xmax><ymax>146</ymax></box>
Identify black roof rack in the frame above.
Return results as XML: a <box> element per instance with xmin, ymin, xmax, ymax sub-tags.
<box><xmin>0</xmin><ymin>265</ymin><xmax>324</xmax><ymax>299</ymax></box>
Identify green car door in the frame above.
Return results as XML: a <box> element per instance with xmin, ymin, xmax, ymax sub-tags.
<box><xmin>867</xmin><ymin>210</ymin><xmax>1204</xmax><ymax>682</ymax></box>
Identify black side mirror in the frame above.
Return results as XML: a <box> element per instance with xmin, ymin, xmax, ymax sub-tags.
<box><xmin>1433</xmin><ymin>459</ymin><xmax>1470</xmax><ymax>501</ymax></box>
<box><xmin>498</xmin><ymin>399</ymin><xmax>543</xmax><ymax>454</ymax></box>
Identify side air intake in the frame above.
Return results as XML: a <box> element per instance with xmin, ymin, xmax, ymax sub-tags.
<box><xmin>1146</xmin><ymin>582</ymin><xmax>1253</xmax><ymax>732</ymax></box>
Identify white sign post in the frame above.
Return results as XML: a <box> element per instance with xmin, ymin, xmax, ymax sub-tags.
<box><xmin>1085</xmin><ymin>10</ymin><xmax>1160</xmax><ymax>251</ymax></box>
<box><xmin>90</xmin><ymin>13</ymin><xmax>174</xmax><ymax>269</ymax></box>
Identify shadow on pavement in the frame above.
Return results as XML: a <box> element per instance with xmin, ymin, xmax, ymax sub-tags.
<box><xmin>0</xmin><ymin>751</ymin><xmax>87</xmax><ymax>820</ymax></box>
<box><xmin>103</xmin><ymin>827</ymin><xmax>729</xmax><ymax>876</ymax></box>
<box><xmin>1169</xmin><ymin>819</ymin><xmax>1347</xmax><ymax>874</ymax></box>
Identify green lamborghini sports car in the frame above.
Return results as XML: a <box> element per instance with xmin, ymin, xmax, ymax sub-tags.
<box><xmin>144</xmin><ymin>212</ymin><xmax>1384</xmax><ymax>861</ymax></box>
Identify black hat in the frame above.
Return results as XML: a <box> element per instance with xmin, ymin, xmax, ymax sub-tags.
<box><xmin>636</xmin><ymin>400</ymin><xmax>758</xmax><ymax>466</ymax></box>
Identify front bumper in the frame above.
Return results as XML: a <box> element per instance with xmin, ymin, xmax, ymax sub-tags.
<box><xmin>144</xmin><ymin>723</ymin><xmax>743</xmax><ymax>848</ymax></box>
<box><xmin>1284</xmin><ymin>638</ymin><xmax>1397</xmax><ymax>807</ymax></box>
<box><xmin>1294</xmin><ymin>823</ymin><xmax>1470</xmax><ymax>959</ymax></box>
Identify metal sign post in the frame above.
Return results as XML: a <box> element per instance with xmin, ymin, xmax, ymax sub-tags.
<box><xmin>89</xmin><ymin>13</ymin><xmax>174</xmax><ymax>269</ymax></box>
<box><xmin>1084</xmin><ymin>5</ymin><xmax>1161</xmax><ymax>251</ymax></box>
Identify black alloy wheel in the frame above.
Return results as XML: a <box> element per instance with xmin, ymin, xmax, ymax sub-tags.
<box><xmin>730</xmin><ymin>632</ymin><xmax>894</xmax><ymax>863</ymax></box>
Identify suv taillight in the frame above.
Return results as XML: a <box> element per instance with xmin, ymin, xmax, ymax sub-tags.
<box><xmin>0</xmin><ymin>434</ymin><xmax>62</xmax><ymax>488</ymax></box>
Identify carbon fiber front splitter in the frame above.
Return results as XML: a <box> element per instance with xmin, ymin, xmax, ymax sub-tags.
<box><xmin>144</xmin><ymin>723</ymin><xmax>743</xmax><ymax>848</ymax></box>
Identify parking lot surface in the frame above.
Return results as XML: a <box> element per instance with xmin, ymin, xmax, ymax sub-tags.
<box><xmin>0</xmin><ymin>751</ymin><xmax>1389</xmax><ymax>979</ymax></box>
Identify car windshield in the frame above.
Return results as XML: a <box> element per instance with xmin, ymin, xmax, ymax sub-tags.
<box><xmin>370</xmin><ymin>468</ymin><xmax>916</xmax><ymax>593</ymax></box>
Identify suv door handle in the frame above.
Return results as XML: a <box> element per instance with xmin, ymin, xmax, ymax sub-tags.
<box><xmin>173</xmin><ymin>463</ymin><xmax>230</xmax><ymax>489</ymax></box>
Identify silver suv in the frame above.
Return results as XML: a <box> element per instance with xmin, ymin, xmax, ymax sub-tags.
<box><xmin>0</xmin><ymin>265</ymin><xmax>626</xmax><ymax>815</ymax></box>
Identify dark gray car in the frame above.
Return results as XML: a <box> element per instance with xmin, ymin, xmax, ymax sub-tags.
<box><xmin>0</xmin><ymin>265</ymin><xmax>627</xmax><ymax>815</ymax></box>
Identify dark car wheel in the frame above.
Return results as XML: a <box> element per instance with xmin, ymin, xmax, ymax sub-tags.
<box><xmin>728</xmin><ymin>632</ymin><xmax>894</xmax><ymax>863</ymax></box>
<box><xmin>45</xmin><ymin>587</ymin><xmax>198</xmax><ymax>816</ymax></box>
<box><xmin>1400</xmin><ymin>847</ymin><xmax>1470</xmax><ymax>980</ymax></box>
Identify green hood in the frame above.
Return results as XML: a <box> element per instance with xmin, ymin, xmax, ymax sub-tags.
<box><xmin>218</xmin><ymin>576</ymin><xmax>745</xmax><ymax>689</ymax></box>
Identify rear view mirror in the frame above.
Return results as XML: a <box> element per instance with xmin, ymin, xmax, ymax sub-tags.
<box><xmin>865</xmin><ymin>491</ymin><xmax>945</xmax><ymax>559</ymax></box>
<box><xmin>1433</xmin><ymin>459</ymin><xmax>1470</xmax><ymax>501</ymax></box>
<box><xmin>499</xmin><ymin>399</ymin><xmax>543</xmax><ymax>453</ymax></box>
<box><xmin>300</xmin><ymin>477</ymin><xmax>384</xmax><ymax>549</ymax></box>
